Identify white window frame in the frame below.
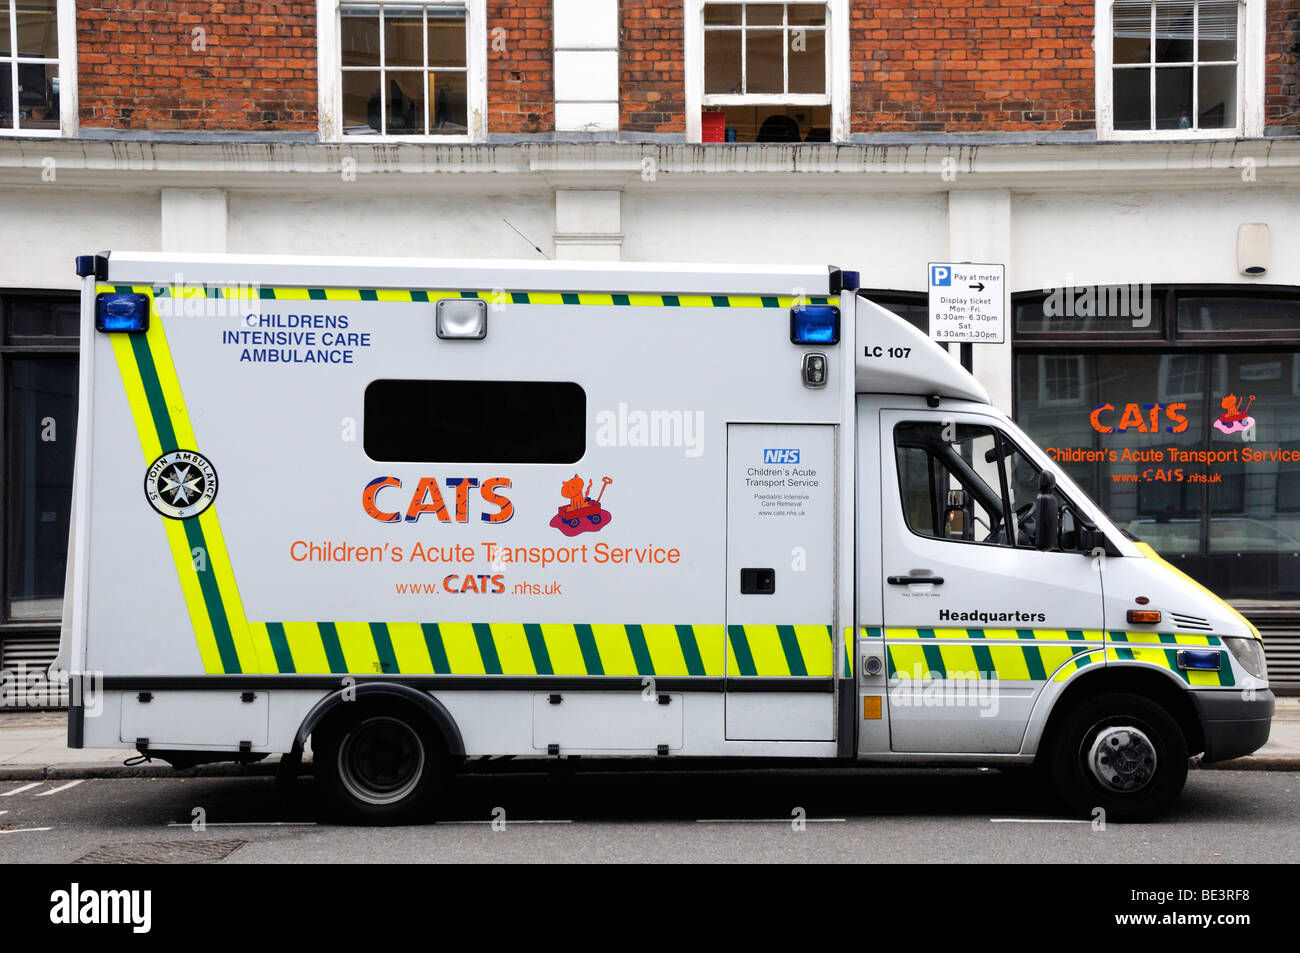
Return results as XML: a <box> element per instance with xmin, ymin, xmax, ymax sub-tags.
<box><xmin>318</xmin><ymin>0</ymin><xmax>486</xmax><ymax>142</ymax></box>
<box><xmin>1096</xmin><ymin>0</ymin><xmax>1264</xmax><ymax>140</ymax></box>
<box><xmin>0</xmin><ymin>0</ymin><xmax>77</xmax><ymax>137</ymax></box>
<box><xmin>685</xmin><ymin>0</ymin><xmax>848</xmax><ymax>141</ymax></box>
<box><xmin>1036</xmin><ymin>355</ymin><xmax>1086</xmax><ymax>407</ymax></box>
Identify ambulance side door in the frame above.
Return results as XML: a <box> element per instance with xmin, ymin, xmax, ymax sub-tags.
<box><xmin>878</xmin><ymin>409</ymin><xmax>1106</xmax><ymax>753</ymax></box>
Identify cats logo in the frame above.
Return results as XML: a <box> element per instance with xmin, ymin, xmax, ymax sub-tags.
<box><xmin>362</xmin><ymin>476</ymin><xmax>513</xmax><ymax>524</ymax></box>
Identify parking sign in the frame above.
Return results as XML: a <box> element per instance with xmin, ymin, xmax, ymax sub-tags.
<box><xmin>927</xmin><ymin>261</ymin><xmax>1005</xmax><ymax>344</ymax></box>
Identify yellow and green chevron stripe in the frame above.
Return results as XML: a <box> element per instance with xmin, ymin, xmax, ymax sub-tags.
<box><xmin>137</xmin><ymin>283</ymin><xmax>833</xmax><ymax>310</ymax></box>
<box><xmin>105</xmin><ymin>285</ymin><xmax>850</xmax><ymax>679</ymax></box>
<box><xmin>876</xmin><ymin>626</ymin><xmax>1234</xmax><ymax>685</ymax></box>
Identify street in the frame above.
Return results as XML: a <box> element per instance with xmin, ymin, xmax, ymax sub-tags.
<box><xmin>1</xmin><ymin>767</ymin><xmax>1296</xmax><ymax>864</ymax></box>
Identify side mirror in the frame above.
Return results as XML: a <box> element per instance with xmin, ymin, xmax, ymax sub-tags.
<box><xmin>1034</xmin><ymin>471</ymin><xmax>1059</xmax><ymax>551</ymax></box>
<box><xmin>944</xmin><ymin>489</ymin><xmax>968</xmax><ymax>539</ymax></box>
<box><xmin>1077</xmin><ymin>524</ymin><xmax>1107</xmax><ymax>553</ymax></box>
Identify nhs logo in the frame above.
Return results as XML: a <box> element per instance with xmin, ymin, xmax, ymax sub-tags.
<box><xmin>763</xmin><ymin>448</ymin><xmax>800</xmax><ymax>464</ymax></box>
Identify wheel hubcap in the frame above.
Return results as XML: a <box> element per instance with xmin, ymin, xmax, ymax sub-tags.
<box><xmin>337</xmin><ymin>716</ymin><xmax>425</xmax><ymax>806</ymax></box>
<box><xmin>1086</xmin><ymin>724</ymin><xmax>1157</xmax><ymax>793</ymax></box>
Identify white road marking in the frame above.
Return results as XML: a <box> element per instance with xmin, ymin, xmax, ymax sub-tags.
<box><xmin>990</xmin><ymin>818</ymin><xmax>1091</xmax><ymax>824</ymax></box>
<box><xmin>1</xmin><ymin>783</ymin><xmax>42</xmax><ymax>797</ymax></box>
<box><xmin>0</xmin><ymin>827</ymin><xmax>52</xmax><ymax>834</ymax></box>
<box><xmin>697</xmin><ymin>818</ymin><xmax>847</xmax><ymax>824</ymax></box>
<box><xmin>165</xmin><ymin>821</ymin><xmax>317</xmax><ymax>827</ymax></box>
<box><xmin>35</xmin><ymin>780</ymin><xmax>84</xmax><ymax>797</ymax></box>
<box><xmin>437</xmin><ymin>819</ymin><xmax>573</xmax><ymax>825</ymax></box>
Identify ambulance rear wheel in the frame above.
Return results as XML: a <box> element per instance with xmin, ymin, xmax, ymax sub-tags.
<box><xmin>1047</xmin><ymin>692</ymin><xmax>1187</xmax><ymax>822</ymax></box>
<box><xmin>314</xmin><ymin>703</ymin><xmax>448</xmax><ymax>824</ymax></box>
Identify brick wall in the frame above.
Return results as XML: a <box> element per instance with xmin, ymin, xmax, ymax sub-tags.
<box><xmin>850</xmin><ymin>1</ymin><xmax>1095</xmax><ymax>133</ymax></box>
<box><xmin>77</xmin><ymin>1</ymin><xmax>316</xmax><ymax>132</ymax></box>
<box><xmin>620</xmin><ymin>0</ymin><xmax>685</xmax><ymax>133</ymax></box>
<box><xmin>487</xmin><ymin>2</ymin><xmax>553</xmax><ymax>134</ymax></box>
<box><xmin>1266</xmin><ymin>0</ymin><xmax>1299</xmax><ymax>131</ymax></box>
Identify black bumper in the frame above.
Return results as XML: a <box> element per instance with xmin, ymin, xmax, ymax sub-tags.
<box><xmin>1191</xmin><ymin>689</ymin><xmax>1275</xmax><ymax>763</ymax></box>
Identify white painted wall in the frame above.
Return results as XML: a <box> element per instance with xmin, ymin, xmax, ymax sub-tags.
<box><xmin>0</xmin><ymin>189</ymin><xmax>160</xmax><ymax>290</ymax></box>
<box><xmin>553</xmin><ymin>0</ymin><xmax>619</xmax><ymax>132</ymax></box>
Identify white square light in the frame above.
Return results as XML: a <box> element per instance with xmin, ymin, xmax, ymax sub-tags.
<box><xmin>436</xmin><ymin>298</ymin><xmax>488</xmax><ymax>339</ymax></box>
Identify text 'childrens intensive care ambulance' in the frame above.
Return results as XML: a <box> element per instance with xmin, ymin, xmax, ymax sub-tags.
<box><xmin>55</xmin><ymin>251</ymin><xmax>1274</xmax><ymax>822</ymax></box>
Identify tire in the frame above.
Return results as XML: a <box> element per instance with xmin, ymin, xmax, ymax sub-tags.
<box><xmin>1046</xmin><ymin>691</ymin><xmax>1188</xmax><ymax>822</ymax></box>
<box><xmin>313</xmin><ymin>702</ymin><xmax>450</xmax><ymax>824</ymax></box>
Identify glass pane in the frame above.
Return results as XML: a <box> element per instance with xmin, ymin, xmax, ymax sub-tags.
<box><xmin>0</xmin><ymin>8</ymin><xmax>9</xmax><ymax>56</ymax></box>
<box><xmin>1197</xmin><ymin>64</ymin><xmax>1236</xmax><ymax>128</ymax></box>
<box><xmin>365</xmin><ymin>380</ymin><xmax>585</xmax><ymax>463</ymax></box>
<box><xmin>0</xmin><ymin>63</ymin><xmax>12</xmax><ymax>127</ymax></box>
<box><xmin>7</xmin><ymin>358</ymin><xmax>78</xmax><ymax>622</ymax></box>
<box><xmin>9</xmin><ymin>297</ymin><xmax>78</xmax><ymax>338</ymax></box>
<box><xmin>1014</xmin><ymin>287</ymin><xmax>1162</xmax><ymax>334</ymax></box>
<box><xmin>1204</xmin><ymin>354</ymin><xmax>1300</xmax><ymax>601</ymax></box>
<box><xmin>341</xmin><ymin>7</ymin><xmax>381</xmax><ymax>67</ymax></box>
<box><xmin>1154</xmin><ymin>2</ymin><xmax>1194</xmax><ymax>62</ymax></box>
<box><xmin>705</xmin><ymin>28</ymin><xmax>742</xmax><ymax>94</ymax></box>
<box><xmin>1113</xmin><ymin>67</ymin><xmax>1151</xmax><ymax>130</ymax></box>
<box><xmin>1178</xmin><ymin>296</ymin><xmax>1300</xmax><ymax>332</ymax></box>
<box><xmin>748</xmin><ymin>3</ymin><xmax>785</xmax><ymax>25</ymax></box>
<box><xmin>16</xmin><ymin>0</ymin><xmax>57</xmax><ymax>58</ymax></box>
<box><xmin>704</xmin><ymin>4</ymin><xmax>741</xmax><ymax>25</ymax></box>
<box><xmin>788</xmin><ymin>3</ymin><xmax>827</xmax><ymax>26</ymax></box>
<box><xmin>1198</xmin><ymin>1</ymin><xmax>1238</xmax><ymax>60</ymax></box>
<box><xmin>17</xmin><ymin>61</ymin><xmax>57</xmax><ymax>130</ymax></box>
<box><xmin>341</xmin><ymin>70</ymin><xmax>382</xmax><ymax>134</ymax></box>
<box><xmin>787</xmin><ymin>26</ymin><xmax>824</xmax><ymax>94</ymax></box>
<box><xmin>1113</xmin><ymin>1</ymin><xmax>1150</xmax><ymax>64</ymax></box>
<box><xmin>384</xmin><ymin>9</ymin><xmax>424</xmax><ymax>67</ymax></box>
<box><xmin>717</xmin><ymin>103</ymin><xmax>828</xmax><ymax>141</ymax></box>
<box><xmin>1154</xmin><ymin>65</ymin><xmax>1192</xmax><ymax>128</ymax></box>
<box><xmin>746</xmin><ymin>28</ymin><xmax>784</xmax><ymax>93</ymax></box>
<box><xmin>894</xmin><ymin>422</ymin><xmax>1005</xmax><ymax>545</ymax></box>
<box><xmin>429</xmin><ymin>69</ymin><xmax>467</xmax><ymax>133</ymax></box>
<box><xmin>385</xmin><ymin>70</ymin><xmax>427</xmax><ymax>134</ymax></box>
<box><xmin>427</xmin><ymin>9</ymin><xmax>467</xmax><ymax>67</ymax></box>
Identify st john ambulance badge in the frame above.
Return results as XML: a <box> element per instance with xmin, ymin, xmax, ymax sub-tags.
<box><xmin>145</xmin><ymin>450</ymin><xmax>218</xmax><ymax>520</ymax></box>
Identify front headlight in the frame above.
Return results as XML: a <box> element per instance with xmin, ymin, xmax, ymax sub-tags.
<box><xmin>1224</xmin><ymin>637</ymin><xmax>1268</xmax><ymax>680</ymax></box>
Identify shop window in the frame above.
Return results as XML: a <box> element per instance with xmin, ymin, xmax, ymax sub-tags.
<box><xmin>1</xmin><ymin>292</ymin><xmax>78</xmax><ymax>622</ymax></box>
<box><xmin>330</xmin><ymin>1</ymin><xmax>482</xmax><ymax>139</ymax></box>
<box><xmin>694</xmin><ymin>1</ymin><xmax>843</xmax><ymax>142</ymax></box>
<box><xmin>1015</xmin><ymin>286</ymin><xmax>1300</xmax><ymax>604</ymax></box>
<box><xmin>0</xmin><ymin>0</ymin><xmax>65</xmax><ymax>135</ymax></box>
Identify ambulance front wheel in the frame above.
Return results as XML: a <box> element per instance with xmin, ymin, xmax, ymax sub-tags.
<box><xmin>314</xmin><ymin>702</ymin><xmax>451</xmax><ymax>824</ymax></box>
<box><xmin>1047</xmin><ymin>692</ymin><xmax>1188</xmax><ymax>822</ymax></box>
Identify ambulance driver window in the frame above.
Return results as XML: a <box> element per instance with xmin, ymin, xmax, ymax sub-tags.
<box><xmin>364</xmin><ymin>380</ymin><xmax>585</xmax><ymax>463</ymax></box>
<box><xmin>894</xmin><ymin>421</ymin><xmax>1045</xmax><ymax>546</ymax></box>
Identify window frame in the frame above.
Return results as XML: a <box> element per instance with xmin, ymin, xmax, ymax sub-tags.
<box><xmin>318</xmin><ymin>0</ymin><xmax>486</xmax><ymax>143</ymax></box>
<box><xmin>1095</xmin><ymin>0</ymin><xmax>1265</xmax><ymax>140</ymax></box>
<box><xmin>0</xmin><ymin>0</ymin><xmax>77</xmax><ymax>138</ymax></box>
<box><xmin>685</xmin><ymin>0</ymin><xmax>849</xmax><ymax>142</ymax></box>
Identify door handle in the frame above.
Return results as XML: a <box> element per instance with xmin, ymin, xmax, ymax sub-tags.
<box><xmin>888</xmin><ymin>575</ymin><xmax>944</xmax><ymax>585</ymax></box>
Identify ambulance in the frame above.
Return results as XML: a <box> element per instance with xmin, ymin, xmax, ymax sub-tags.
<box><xmin>56</xmin><ymin>251</ymin><xmax>1274</xmax><ymax>822</ymax></box>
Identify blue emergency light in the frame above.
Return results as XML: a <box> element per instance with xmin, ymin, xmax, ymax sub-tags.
<box><xmin>95</xmin><ymin>293</ymin><xmax>149</xmax><ymax>333</ymax></box>
<box><xmin>790</xmin><ymin>304</ymin><xmax>840</xmax><ymax>345</ymax></box>
<box><xmin>1175</xmin><ymin>649</ymin><xmax>1222</xmax><ymax>671</ymax></box>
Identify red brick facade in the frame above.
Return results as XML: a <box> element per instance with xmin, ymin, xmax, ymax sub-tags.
<box><xmin>1266</xmin><ymin>0</ymin><xmax>1300</xmax><ymax>130</ymax></box>
<box><xmin>849</xmin><ymin>0</ymin><xmax>1095</xmax><ymax>132</ymax></box>
<box><xmin>487</xmin><ymin>2</ymin><xmax>554</xmax><ymax>134</ymax></box>
<box><xmin>620</xmin><ymin>0</ymin><xmax>685</xmax><ymax>133</ymax></box>
<box><xmin>76</xmin><ymin>0</ymin><xmax>316</xmax><ymax>131</ymax></box>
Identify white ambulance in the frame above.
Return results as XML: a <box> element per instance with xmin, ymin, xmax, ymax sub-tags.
<box><xmin>56</xmin><ymin>251</ymin><xmax>1274</xmax><ymax>822</ymax></box>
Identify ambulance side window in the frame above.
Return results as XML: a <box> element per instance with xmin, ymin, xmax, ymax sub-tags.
<box><xmin>893</xmin><ymin>421</ymin><xmax>1017</xmax><ymax>548</ymax></box>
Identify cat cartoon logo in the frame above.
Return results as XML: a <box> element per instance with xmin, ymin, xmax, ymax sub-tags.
<box><xmin>549</xmin><ymin>474</ymin><xmax>613</xmax><ymax>537</ymax></box>
<box><xmin>1214</xmin><ymin>394</ymin><xmax>1256</xmax><ymax>440</ymax></box>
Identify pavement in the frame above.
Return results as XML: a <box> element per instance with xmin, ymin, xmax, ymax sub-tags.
<box><xmin>0</xmin><ymin>697</ymin><xmax>1296</xmax><ymax>779</ymax></box>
